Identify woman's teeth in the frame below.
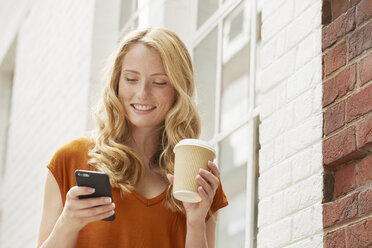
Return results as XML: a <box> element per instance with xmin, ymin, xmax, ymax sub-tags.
<box><xmin>132</xmin><ymin>104</ymin><xmax>155</xmax><ymax>111</ymax></box>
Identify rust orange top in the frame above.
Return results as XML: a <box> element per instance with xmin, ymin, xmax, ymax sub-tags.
<box><xmin>47</xmin><ymin>137</ymin><xmax>228</xmax><ymax>248</ymax></box>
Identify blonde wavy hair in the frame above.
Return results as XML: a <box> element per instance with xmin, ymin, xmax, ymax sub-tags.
<box><xmin>88</xmin><ymin>27</ymin><xmax>201</xmax><ymax>213</ymax></box>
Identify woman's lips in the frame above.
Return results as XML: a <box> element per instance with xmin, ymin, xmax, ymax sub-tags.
<box><xmin>131</xmin><ymin>104</ymin><xmax>156</xmax><ymax>113</ymax></box>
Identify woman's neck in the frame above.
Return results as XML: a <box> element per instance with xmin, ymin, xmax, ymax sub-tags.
<box><xmin>130</xmin><ymin>127</ymin><xmax>160</xmax><ymax>164</ymax></box>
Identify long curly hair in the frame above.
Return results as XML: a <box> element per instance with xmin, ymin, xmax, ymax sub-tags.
<box><xmin>88</xmin><ymin>27</ymin><xmax>201</xmax><ymax>213</ymax></box>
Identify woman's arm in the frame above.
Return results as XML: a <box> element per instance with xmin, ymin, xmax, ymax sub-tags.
<box><xmin>37</xmin><ymin>170</ymin><xmax>116</xmax><ymax>248</ymax></box>
<box><xmin>37</xmin><ymin>170</ymin><xmax>79</xmax><ymax>248</ymax></box>
<box><xmin>168</xmin><ymin>161</ymin><xmax>221</xmax><ymax>248</ymax></box>
<box><xmin>185</xmin><ymin>212</ymin><xmax>218</xmax><ymax>248</ymax></box>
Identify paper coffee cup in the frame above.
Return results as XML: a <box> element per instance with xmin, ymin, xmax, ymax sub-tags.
<box><xmin>173</xmin><ymin>139</ymin><xmax>216</xmax><ymax>203</ymax></box>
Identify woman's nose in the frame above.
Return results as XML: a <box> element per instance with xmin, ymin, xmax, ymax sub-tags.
<box><xmin>138</xmin><ymin>81</ymin><xmax>151</xmax><ymax>100</ymax></box>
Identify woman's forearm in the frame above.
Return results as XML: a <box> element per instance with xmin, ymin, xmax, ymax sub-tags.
<box><xmin>185</xmin><ymin>220</ymin><xmax>208</xmax><ymax>248</ymax></box>
<box><xmin>39</xmin><ymin>218</ymin><xmax>79</xmax><ymax>248</ymax></box>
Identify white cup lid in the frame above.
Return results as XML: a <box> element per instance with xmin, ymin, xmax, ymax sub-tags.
<box><xmin>173</xmin><ymin>139</ymin><xmax>216</xmax><ymax>154</ymax></box>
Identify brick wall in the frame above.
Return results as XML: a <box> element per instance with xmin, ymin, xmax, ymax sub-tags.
<box><xmin>258</xmin><ymin>0</ymin><xmax>323</xmax><ymax>247</ymax></box>
<box><xmin>322</xmin><ymin>0</ymin><xmax>372</xmax><ymax>247</ymax></box>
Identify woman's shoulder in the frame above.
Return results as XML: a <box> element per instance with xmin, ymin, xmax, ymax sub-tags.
<box><xmin>49</xmin><ymin>137</ymin><xmax>93</xmax><ymax>165</ymax></box>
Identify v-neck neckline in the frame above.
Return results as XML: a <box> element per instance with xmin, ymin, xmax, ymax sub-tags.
<box><xmin>131</xmin><ymin>189</ymin><xmax>167</xmax><ymax>206</ymax></box>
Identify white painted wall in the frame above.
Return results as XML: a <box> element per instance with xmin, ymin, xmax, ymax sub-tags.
<box><xmin>0</xmin><ymin>0</ymin><xmax>31</xmax><ymax>64</ymax></box>
<box><xmin>257</xmin><ymin>0</ymin><xmax>323</xmax><ymax>247</ymax></box>
<box><xmin>0</xmin><ymin>0</ymin><xmax>95</xmax><ymax>247</ymax></box>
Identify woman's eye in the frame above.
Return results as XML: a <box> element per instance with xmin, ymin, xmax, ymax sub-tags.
<box><xmin>125</xmin><ymin>77</ymin><xmax>137</xmax><ymax>82</ymax></box>
<box><xmin>153</xmin><ymin>82</ymin><xmax>167</xmax><ymax>86</ymax></box>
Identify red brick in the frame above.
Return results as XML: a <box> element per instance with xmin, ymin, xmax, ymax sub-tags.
<box><xmin>324</xmin><ymin>172</ymin><xmax>335</xmax><ymax>202</ymax></box>
<box><xmin>356</xmin><ymin>0</ymin><xmax>372</xmax><ymax>26</ymax></box>
<box><xmin>349</xmin><ymin>20</ymin><xmax>372</xmax><ymax>60</ymax></box>
<box><xmin>331</xmin><ymin>0</ymin><xmax>353</xmax><ymax>21</ymax></box>
<box><xmin>334</xmin><ymin>165</ymin><xmax>356</xmax><ymax>197</ymax></box>
<box><xmin>324</xmin><ymin>101</ymin><xmax>345</xmax><ymax>135</ymax></box>
<box><xmin>322</xmin><ymin>6</ymin><xmax>355</xmax><ymax>50</ymax></box>
<box><xmin>358</xmin><ymin>114</ymin><xmax>372</xmax><ymax>151</ymax></box>
<box><xmin>323</xmin><ymin>65</ymin><xmax>356</xmax><ymax>107</ymax></box>
<box><xmin>347</xmin><ymin>218</ymin><xmax>372</xmax><ymax>247</ymax></box>
<box><xmin>323</xmin><ymin>126</ymin><xmax>366</xmax><ymax>167</ymax></box>
<box><xmin>322</xmin><ymin>0</ymin><xmax>332</xmax><ymax>25</ymax></box>
<box><xmin>323</xmin><ymin>192</ymin><xmax>358</xmax><ymax>227</ymax></box>
<box><xmin>325</xmin><ymin>41</ymin><xmax>347</xmax><ymax>76</ymax></box>
<box><xmin>346</xmin><ymin>84</ymin><xmax>372</xmax><ymax>122</ymax></box>
<box><xmin>359</xmin><ymin>187</ymin><xmax>372</xmax><ymax>214</ymax></box>
<box><xmin>359</xmin><ymin>52</ymin><xmax>372</xmax><ymax>86</ymax></box>
<box><xmin>358</xmin><ymin>155</ymin><xmax>372</xmax><ymax>186</ymax></box>
<box><xmin>325</xmin><ymin>229</ymin><xmax>346</xmax><ymax>248</ymax></box>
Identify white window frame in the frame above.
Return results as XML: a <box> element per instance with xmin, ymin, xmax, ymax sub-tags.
<box><xmin>118</xmin><ymin>0</ymin><xmax>260</xmax><ymax>246</ymax></box>
<box><xmin>192</xmin><ymin>0</ymin><xmax>259</xmax><ymax>247</ymax></box>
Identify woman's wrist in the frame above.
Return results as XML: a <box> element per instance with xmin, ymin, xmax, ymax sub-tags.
<box><xmin>185</xmin><ymin>220</ymin><xmax>208</xmax><ymax>248</ymax></box>
<box><xmin>40</xmin><ymin>217</ymin><xmax>80</xmax><ymax>248</ymax></box>
<box><xmin>54</xmin><ymin>215</ymin><xmax>81</xmax><ymax>237</ymax></box>
<box><xmin>186</xmin><ymin>218</ymin><xmax>206</xmax><ymax>231</ymax></box>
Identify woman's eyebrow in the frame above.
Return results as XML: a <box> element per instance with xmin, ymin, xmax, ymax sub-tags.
<box><xmin>123</xmin><ymin>69</ymin><xmax>167</xmax><ymax>77</ymax></box>
<box><xmin>150</xmin><ymin>73</ymin><xmax>167</xmax><ymax>77</ymax></box>
<box><xmin>122</xmin><ymin>69</ymin><xmax>140</xmax><ymax>74</ymax></box>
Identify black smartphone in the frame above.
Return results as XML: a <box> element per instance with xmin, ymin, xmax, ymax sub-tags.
<box><xmin>74</xmin><ymin>170</ymin><xmax>115</xmax><ymax>221</ymax></box>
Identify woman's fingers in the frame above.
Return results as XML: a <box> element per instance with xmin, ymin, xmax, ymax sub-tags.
<box><xmin>79</xmin><ymin>202</ymin><xmax>115</xmax><ymax>218</ymax></box>
<box><xmin>196</xmin><ymin>166</ymin><xmax>220</xmax><ymax>206</ymax></box>
<box><xmin>198</xmin><ymin>186</ymin><xmax>209</xmax><ymax>202</ymax></box>
<box><xmin>207</xmin><ymin>161</ymin><xmax>220</xmax><ymax>177</ymax></box>
<box><xmin>196</xmin><ymin>174</ymin><xmax>213</xmax><ymax>196</ymax></box>
<box><xmin>78</xmin><ymin>197</ymin><xmax>112</xmax><ymax>209</ymax></box>
<box><xmin>67</xmin><ymin>186</ymin><xmax>95</xmax><ymax>200</ymax></box>
<box><xmin>67</xmin><ymin>187</ymin><xmax>113</xmax><ymax>210</ymax></box>
<box><xmin>64</xmin><ymin>186</ymin><xmax>115</xmax><ymax>226</ymax></box>
<box><xmin>199</xmin><ymin>168</ymin><xmax>219</xmax><ymax>189</ymax></box>
<box><xmin>85</xmin><ymin>209</ymin><xmax>115</xmax><ymax>223</ymax></box>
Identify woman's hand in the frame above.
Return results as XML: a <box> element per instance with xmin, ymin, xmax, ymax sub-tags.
<box><xmin>59</xmin><ymin>186</ymin><xmax>115</xmax><ymax>232</ymax></box>
<box><xmin>167</xmin><ymin>161</ymin><xmax>220</xmax><ymax>225</ymax></box>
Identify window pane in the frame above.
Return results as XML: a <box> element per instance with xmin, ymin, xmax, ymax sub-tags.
<box><xmin>219</xmin><ymin>124</ymin><xmax>248</xmax><ymax>174</ymax></box>
<box><xmin>119</xmin><ymin>0</ymin><xmax>133</xmax><ymax>30</ymax></box>
<box><xmin>197</xmin><ymin>0</ymin><xmax>219</xmax><ymax>29</ymax></box>
<box><xmin>220</xmin><ymin>2</ymin><xmax>250</xmax><ymax>132</ymax></box>
<box><xmin>194</xmin><ymin>28</ymin><xmax>218</xmax><ymax>141</ymax></box>
<box><xmin>217</xmin><ymin>125</ymin><xmax>248</xmax><ymax>247</ymax></box>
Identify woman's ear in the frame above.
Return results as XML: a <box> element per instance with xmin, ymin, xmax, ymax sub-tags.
<box><xmin>167</xmin><ymin>173</ymin><xmax>174</xmax><ymax>185</ymax></box>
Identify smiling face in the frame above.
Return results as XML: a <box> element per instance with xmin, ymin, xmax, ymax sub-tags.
<box><xmin>118</xmin><ymin>43</ymin><xmax>176</xmax><ymax>131</ymax></box>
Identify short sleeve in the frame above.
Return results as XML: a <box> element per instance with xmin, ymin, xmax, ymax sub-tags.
<box><xmin>207</xmin><ymin>177</ymin><xmax>228</xmax><ymax>220</ymax></box>
<box><xmin>45</xmin><ymin>137</ymin><xmax>92</xmax><ymax>205</ymax></box>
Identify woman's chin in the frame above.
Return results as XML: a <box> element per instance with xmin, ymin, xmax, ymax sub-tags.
<box><xmin>129</xmin><ymin>121</ymin><xmax>162</xmax><ymax>130</ymax></box>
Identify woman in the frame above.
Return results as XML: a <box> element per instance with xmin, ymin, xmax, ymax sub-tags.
<box><xmin>37</xmin><ymin>27</ymin><xmax>228</xmax><ymax>248</ymax></box>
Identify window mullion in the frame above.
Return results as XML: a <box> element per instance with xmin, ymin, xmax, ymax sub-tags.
<box><xmin>249</xmin><ymin>0</ymin><xmax>257</xmax><ymax>112</ymax></box>
<box><xmin>246</xmin><ymin>2</ymin><xmax>258</xmax><ymax>247</ymax></box>
<box><xmin>245</xmin><ymin>116</ymin><xmax>258</xmax><ymax>248</ymax></box>
<box><xmin>213</xmin><ymin>21</ymin><xmax>223</xmax><ymax>145</ymax></box>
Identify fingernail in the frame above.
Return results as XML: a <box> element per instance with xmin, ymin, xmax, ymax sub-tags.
<box><xmin>105</xmin><ymin>197</ymin><xmax>112</xmax><ymax>203</ymax></box>
<box><xmin>112</xmin><ymin>203</ymin><xmax>115</xmax><ymax>208</ymax></box>
<box><xmin>90</xmin><ymin>188</ymin><xmax>95</xmax><ymax>193</ymax></box>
